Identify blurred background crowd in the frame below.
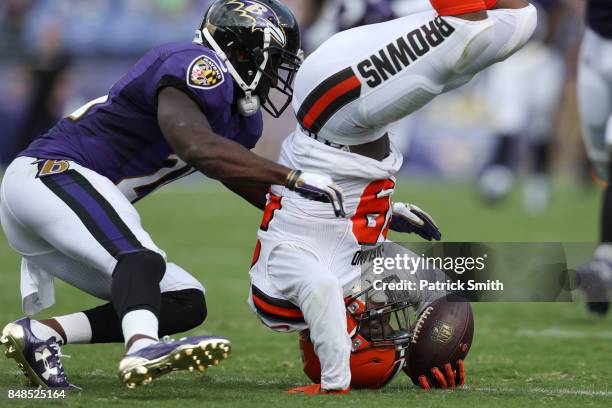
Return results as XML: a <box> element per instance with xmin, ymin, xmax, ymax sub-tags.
<box><xmin>0</xmin><ymin>0</ymin><xmax>593</xmax><ymax>213</ymax></box>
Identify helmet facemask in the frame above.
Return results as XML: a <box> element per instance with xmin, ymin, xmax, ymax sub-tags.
<box><xmin>348</xmin><ymin>274</ymin><xmax>413</xmax><ymax>350</ymax></box>
<box><xmin>256</xmin><ymin>43</ymin><xmax>303</xmax><ymax>118</ymax></box>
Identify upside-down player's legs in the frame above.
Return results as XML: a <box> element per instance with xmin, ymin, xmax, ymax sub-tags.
<box><xmin>260</xmin><ymin>243</ymin><xmax>351</xmax><ymax>391</ymax></box>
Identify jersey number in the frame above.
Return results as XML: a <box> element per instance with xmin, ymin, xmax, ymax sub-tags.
<box><xmin>260</xmin><ymin>193</ymin><xmax>282</xmax><ymax>231</ymax></box>
<box><xmin>252</xmin><ymin>193</ymin><xmax>282</xmax><ymax>267</ymax></box>
<box><xmin>68</xmin><ymin>95</ymin><xmax>109</xmax><ymax>121</ymax></box>
<box><xmin>351</xmin><ymin>179</ymin><xmax>395</xmax><ymax>245</ymax></box>
<box><xmin>116</xmin><ymin>155</ymin><xmax>194</xmax><ymax>203</ymax></box>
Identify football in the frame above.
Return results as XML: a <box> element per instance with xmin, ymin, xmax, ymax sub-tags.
<box><xmin>404</xmin><ymin>293</ymin><xmax>474</xmax><ymax>386</ymax></box>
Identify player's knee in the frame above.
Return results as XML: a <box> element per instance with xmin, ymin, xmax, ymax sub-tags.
<box><xmin>307</xmin><ymin>274</ymin><xmax>341</xmax><ymax>299</ymax></box>
<box><xmin>159</xmin><ymin>289</ymin><xmax>207</xmax><ymax>335</ymax></box>
<box><xmin>113</xmin><ymin>250</ymin><xmax>166</xmax><ymax>282</ymax></box>
<box><xmin>175</xmin><ymin>289</ymin><xmax>207</xmax><ymax>329</ymax></box>
<box><xmin>311</xmin><ymin>275</ymin><xmax>340</xmax><ymax>295</ymax></box>
<box><xmin>111</xmin><ymin>250</ymin><xmax>166</xmax><ymax>317</ymax></box>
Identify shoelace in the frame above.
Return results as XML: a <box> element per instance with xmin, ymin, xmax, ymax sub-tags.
<box><xmin>47</xmin><ymin>341</ymin><xmax>70</xmax><ymax>377</ymax></box>
<box><xmin>47</xmin><ymin>341</ymin><xmax>82</xmax><ymax>390</ymax></box>
<box><xmin>160</xmin><ymin>335</ymin><xmax>175</xmax><ymax>344</ymax></box>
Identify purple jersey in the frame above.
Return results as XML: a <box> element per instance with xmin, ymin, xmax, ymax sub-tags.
<box><xmin>21</xmin><ymin>43</ymin><xmax>263</xmax><ymax>202</ymax></box>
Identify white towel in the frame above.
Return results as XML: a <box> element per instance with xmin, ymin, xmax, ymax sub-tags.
<box><xmin>20</xmin><ymin>258</ymin><xmax>55</xmax><ymax>316</ymax></box>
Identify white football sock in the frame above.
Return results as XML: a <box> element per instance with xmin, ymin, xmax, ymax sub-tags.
<box><xmin>128</xmin><ymin>338</ymin><xmax>159</xmax><ymax>354</ymax></box>
<box><xmin>54</xmin><ymin>312</ymin><xmax>92</xmax><ymax>344</ymax></box>
<box><xmin>30</xmin><ymin>320</ymin><xmax>63</xmax><ymax>344</ymax></box>
<box><xmin>122</xmin><ymin>310</ymin><xmax>159</xmax><ymax>354</ymax></box>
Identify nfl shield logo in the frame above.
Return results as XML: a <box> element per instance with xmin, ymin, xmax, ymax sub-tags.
<box><xmin>430</xmin><ymin>320</ymin><xmax>454</xmax><ymax>345</ymax></box>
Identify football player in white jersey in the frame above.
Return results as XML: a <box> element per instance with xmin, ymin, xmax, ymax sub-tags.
<box><xmin>247</xmin><ymin>0</ymin><xmax>537</xmax><ymax>394</ymax></box>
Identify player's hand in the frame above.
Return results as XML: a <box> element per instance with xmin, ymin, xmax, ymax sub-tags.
<box><xmin>418</xmin><ymin>360</ymin><xmax>465</xmax><ymax>390</ymax></box>
<box><xmin>285</xmin><ymin>170</ymin><xmax>346</xmax><ymax>218</ymax></box>
<box><xmin>389</xmin><ymin>203</ymin><xmax>441</xmax><ymax>241</ymax></box>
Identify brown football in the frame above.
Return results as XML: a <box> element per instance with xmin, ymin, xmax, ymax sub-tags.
<box><xmin>403</xmin><ymin>293</ymin><xmax>474</xmax><ymax>386</ymax></box>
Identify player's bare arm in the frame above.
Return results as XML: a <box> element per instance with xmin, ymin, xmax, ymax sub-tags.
<box><xmin>158</xmin><ymin>87</ymin><xmax>290</xmax><ymax>186</ymax></box>
<box><xmin>221</xmin><ymin>183</ymin><xmax>268</xmax><ymax>210</ymax></box>
<box><xmin>159</xmin><ymin>87</ymin><xmax>346</xmax><ymax>216</ymax></box>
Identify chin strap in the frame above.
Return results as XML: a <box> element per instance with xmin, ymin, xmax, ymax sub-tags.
<box><xmin>194</xmin><ymin>27</ymin><xmax>272</xmax><ymax>117</ymax></box>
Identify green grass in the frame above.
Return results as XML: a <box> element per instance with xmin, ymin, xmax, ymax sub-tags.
<box><xmin>0</xmin><ymin>181</ymin><xmax>610</xmax><ymax>407</ymax></box>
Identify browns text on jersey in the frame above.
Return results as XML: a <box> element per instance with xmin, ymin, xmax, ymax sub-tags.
<box><xmin>357</xmin><ymin>17</ymin><xmax>456</xmax><ymax>88</ymax></box>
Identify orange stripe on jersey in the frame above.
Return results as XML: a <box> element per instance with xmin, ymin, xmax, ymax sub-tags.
<box><xmin>251</xmin><ymin>285</ymin><xmax>304</xmax><ymax>322</ymax></box>
<box><xmin>260</xmin><ymin>193</ymin><xmax>282</xmax><ymax>231</ymax></box>
<box><xmin>251</xmin><ymin>240</ymin><xmax>262</xmax><ymax>267</ymax></box>
<box><xmin>252</xmin><ymin>293</ymin><xmax>304</xmax><ymax>319</ymax></box>
<box><xmin>302</xmin><ymin>75</ymin><xmax>362</xmax><ymax>130</ymax></box>
<box><xmin>297</xmin><ymin>67</ymin><xmax>362</xmax><ymax>134</ymax></box>
<box><xmin>429</xmin><ymin>0</ymin><xmax>488</xmax><ymax>16</ymax></box>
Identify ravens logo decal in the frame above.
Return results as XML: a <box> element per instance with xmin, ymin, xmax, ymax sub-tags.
<box><xmin>187</xmin><ymin>55</ymin><xmax>224</xmax><ymax>89</ymax></box>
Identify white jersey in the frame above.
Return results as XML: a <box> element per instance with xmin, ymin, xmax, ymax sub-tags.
<box><xmin>293</xmin><ymin>6</ymin><xmax>538</xmax><ymax>146</ymax></box>
<box><xmin>249</xmin><ymin>6</ymin><xmax>537</xmax><ymax>390</ymax></box>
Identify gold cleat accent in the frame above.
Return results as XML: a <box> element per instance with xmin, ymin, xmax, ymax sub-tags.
<box><xmin>2</xmin><ymin>323</ymin><xmax>44</xmax><ymax>388</ymax></box>
<box><xmin>118</xmin><ymin>338</ymin><xmax>231</xmax><ymax>389</ymax></box>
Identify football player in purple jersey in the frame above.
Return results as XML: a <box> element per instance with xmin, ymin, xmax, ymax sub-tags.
<box><xmin>0</xmin><ymin>0</ymin><xmax>345</xmax><ymax>389</ymax></box>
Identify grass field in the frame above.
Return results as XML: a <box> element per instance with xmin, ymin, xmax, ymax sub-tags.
<box><xmin>1</xmin><ymin>181</ymin><xmax>611</xmax><ymax>407</ymax></box>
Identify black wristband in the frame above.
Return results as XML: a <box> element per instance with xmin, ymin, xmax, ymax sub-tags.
<box><xmin>285</xmin><ymin>170</ymin><xmax>302</xmax><ymax>190</ymax></box>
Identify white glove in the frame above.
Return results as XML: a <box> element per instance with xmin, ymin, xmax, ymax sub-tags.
<box><xmin>390</xmin><ymin>203</ymin><xmax>441</xmax><ymax>241</ymax></box>
<box><xmin>286</xmin><ymin>170</ymin><xmax>346</xmax><ymax>217</ymax></box>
